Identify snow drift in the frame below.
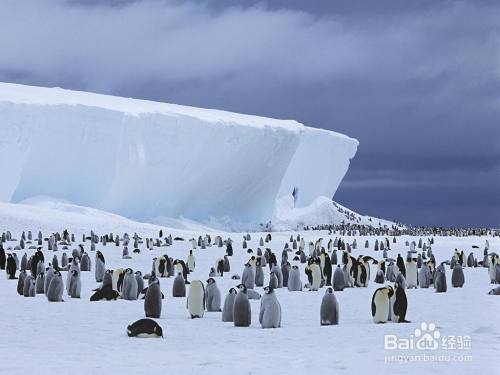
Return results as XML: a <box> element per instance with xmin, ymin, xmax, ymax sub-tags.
<box><xmin>0</xmin><ymin>82</ymin><xmax>358</xmax><ymax>225</ymax></box>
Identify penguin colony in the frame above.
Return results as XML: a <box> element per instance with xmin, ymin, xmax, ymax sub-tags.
<box><xmin>0</xmin><ymin>225</ymin><xmax>499</xmax><ymax>338</ymax></box>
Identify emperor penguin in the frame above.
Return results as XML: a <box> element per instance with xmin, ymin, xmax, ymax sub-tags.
<box><xmin>222</xmin><ymin>288</ymin><xmax>238</xmax><ymax>322</ymax></box>
<box><xmin>23</xmin><ymin>274</ymin><xmax>35</xmax><ymax>297</ymax></box>
<box><xmin>255</xmin><ymin>258</ymin><xmax>265</xmax><ymax>287</ymax></box>
<box><xmin>144</xmin><ymin>276</ymin><xmax>162</xmax><ymax>318</ymax></box>
<box><xmin>61</xmin><ymin>253</ymin><xmax>68</xmax><ymax>269</ymax></box>
<box><xmin>35</xmin><ymin>272</ymin><xmax>45</xmax><ymax>294</ymax></box>
<box><xmin>418</xmin><ymin>263</ymin><xmax>431</xmax><ymax>288</ymax></box>
<box><xmin>174</xmin><ymin>259</ymin><xmax>189</xmax><ymax>283</ymax></box>
<box><xmin>371</xmin><ymin>286</ymin><xmax>393</xmax><ymax>323</ymax></box>
<box><xmin>80</xmin><ymin>253</ymin><xmax>91</xmax><ymax>271</ymax></box>
<box><xmin>270</xmin><ymin>265</ymin><xmax>283</xmax><ymax>288</ymax></box>
<box><xmin>205</xmin><ymin>278</ymin><xmax>222</xmax><ymax>312</ymax></box>
<box><xmin>259</xmin><ymin>286</ymin><xmax>281</xmax><ymax>329</ymax></box>
<box><xmin>135</xmin><ymin>271</ymin><xmax>144</xmax><ymax>298</ymax></box>
<box><xmin>374</xmin><ymin>269</ymin><xmax>385</xmax><ymax>284</ymax></box>
<box><xmin>241</xmin><ymin>264</ymin><xmax>255</xmax><ymax>290</ymax></box>
<box><xmin>68</xmin><ymin>270</ymin><xmax>82</xmax><ymax>298</ymax></box>
<box><xmin>306</xmin><ymin>259</ymin><xmax>322</xmax><ymax>291</ymax></box>
<box><xmin>282</xmin><ymin>262</ymin><xmax>290</xmax><ymax>288</ymax></box>
<box><xmin>342</xmin><ymin>252</ymin><xmax>356</xmax><ymax>287</ymax></box>
<box><xmin>20</xmin><ymin>253</ymin><xmax>27</xmax><ymax>271</ymax></box>
<box><xmin>47</xmin><ymin>271</ymin><xmax>64</xmax><ymax>302</ymax></box>
<box><xmin>44</xmin><ymin>267</ymin><xmax>55</xmax><ymax>295</ymax></box>
<box><xmin>127</xmin><ymin>319</ymin><xmax>163</xmax><ymax>338</ymax></box>
<box><xmin>6</xmin><ymin>254</ymin><xmax>17</xmax><ymax>279</ymax></box>
<box><xmin>356</xmin><ymin>256</ymin><xmax>374</xmax><ymax>287</ymax></box>
<box><xmin>406</xmin><ymin>256</ymin><xmax>418</xmax><ymax>289</ymax></box>
<box><xmin>112</xmin><ymin>268</ymin><xmax>126</xmax><ymax>294</ymax></box>
<box><xmin>451</xmin><ymin>264</ymin><xmax>465</xmax><ymax>287</ymax></box>
<box><xmin>396</xmin><ymin>254</ymin><xmax>406</xmax><ymax>277</ymax></box>
<box><xmin>323</xmin><ymin>253</ymin><xmax>332</xmax><ymax>286</ymax></box>
<box><xmin>95</xmin><ymin>251</ymin><xmax>105</xmax><ymax>282</ymax></box>
<box><xmin>223</xmin><ymin>255</ymin><xmax>231</xmax><ymax>272</ymax></box>
<box><xmin>233</xmin><ymin>284</ymin><xmax>251</xmax><ymax>327</ymax></box>
<box><xmin>333</xmin><ymin>265</ymin><xmax>345</xmax><ymax>291</ymax></box>
<box><xmin>269</xmin><ymin>272</ymin><xmax>278</xmax><ymax>289</ymax></box>
<box><xmin>216</xmin><ymin>258</ymin><xmax>225</xmax><ymax>277</ymax></box>
<box><xmin>122</xmin><ymin>268</ymin><xmax>138</xmax><ymax>300</ymax></box>
<box><xmin>287</xmin><ymin>265</ymin><xmax>302</xmax><ymax>291</ymax></box>
<box><xmin>17</xmin><ymin>270</ymin><xmax>27</xmax><ymax>295</ymax></box>
<box><xmin>320</xmin><ymin>287</ymin><xmax>339</xmax><ymax>325</ymax></box>
<box><xmin>66</xmin><ymin>258</ymin><xmax>80</xmax><ymax>293</ymax></box>
<box><xmin>488</xmin><ymin>286</ymin><xmax>500</xmax><ymax>295</ymax></box>
<box><xmin>187</xmin><ymin>280</ymin><xmax>205</xmax><ymax>318</ymax></box>
<box><xmin>391</xmin><ymin>282</ymin><xmax>409</xmax><ymax>323</ymax></box>
<box><xmin>489</xmin><ymin>253</ymin><xmax>499</xmax><ymax>283</ymax></box>
<box><xmin>434</xmin><ymin>266</ymin><xmax>447</xmax><ymax>293</ymax></box>
<box><xmin>187</xmin><ymin>250</ymin><xmax>195</xmax><ymax>272</ymax></box>
<box><xmin>467</xmin><ymin>252</ymin><xmax>475</xmax><ymax>268</ymax></box>
<box><xmin>172</xmin><ymin>272</ymin><xmax>186</xmax><ymax>297</ymax></box>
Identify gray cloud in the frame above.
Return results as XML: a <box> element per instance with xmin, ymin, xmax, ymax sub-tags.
<box><xmin>0</xmin><ymin>0</ymin><xmax>499</xmax><ymax>226</ymax></box>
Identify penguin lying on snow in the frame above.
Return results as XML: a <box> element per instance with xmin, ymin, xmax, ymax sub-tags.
<box><xmin>127</xmin><ymin>319</ymin><xmax>163</xmax><ymax>338</ymax></box>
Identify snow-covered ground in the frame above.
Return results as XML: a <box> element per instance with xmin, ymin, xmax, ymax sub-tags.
<box><xmin>0</xmin><ymin>203</ymin><xmax>498</xmax><ymax>375</ymax></box>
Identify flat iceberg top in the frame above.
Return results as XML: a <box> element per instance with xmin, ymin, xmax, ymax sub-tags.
<box><xmin>0</xmin><ymin>82</ymin><xmax>303</xmax><ymax>131</ymax></box>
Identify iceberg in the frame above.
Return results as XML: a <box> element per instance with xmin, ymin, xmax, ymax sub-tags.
<box><xmin>0</xmin><ymin>82</ymin><xmax>358</xmax><ymax>225</ymax></box>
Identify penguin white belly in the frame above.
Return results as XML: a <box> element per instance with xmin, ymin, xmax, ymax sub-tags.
<box><xmin>187</xmin><ymin>257</ymin><xmax>195</xmax><ymax>272</ymax></box>
<box><xmin>489</xmin><ymin>264</ymin><xmax>497</xmax><ymax>282</ymax></box>
<box><xmin>406</xmin><ymin>264</ymin><xmax>418</xmax><ymax>288</ymax></box>
<box><xmin>373</xmin><ymin>293</ymin><xmax>390</xmax><ymax>323</ymax></box>
<box><xmin>311</xmin><ymin>266</ymin><xmax>321</xmax><ymax>291</ymax></box>
<box><xmin>188</xmin><ymin>286</ymin><xmax>205</xmax><ymax>317</ymax></box>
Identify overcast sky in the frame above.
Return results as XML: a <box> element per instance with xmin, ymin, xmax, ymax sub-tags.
<box><xmin>1</xmin><ymin>0</ymin><xmax>498</xmax><ymax>227</ymax></box>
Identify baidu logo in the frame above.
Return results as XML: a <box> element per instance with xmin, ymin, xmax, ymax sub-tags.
<box><xmin>384</xmin><ymin>322</ymin><xmax>471</xmax><ymax>351</ymax></box>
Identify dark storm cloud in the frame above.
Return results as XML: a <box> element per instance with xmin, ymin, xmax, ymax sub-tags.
<box><xmin>0</xmin><ymin>0</ymin><xmax>498</xmax><ymax>226</ymax></box>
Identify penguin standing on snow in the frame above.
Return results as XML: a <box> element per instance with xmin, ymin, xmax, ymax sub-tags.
<box><xmin>333</xmin><ymin>265</ymin><xmax>345</xmax><ymax>291</ymax></box>
<box><xmin>172</xmin><ymin>272</ymin><xmax>186</xmax><ymax>297</ymax></box>
<box><xmin>233</xmin><ymin>284</ymin><xmax>251</xmax><ymax>327</ymax></box>
<box><xmin>287</xmin><ymin>265</ymin><xmax>302</xmax><ymax>291</ymax></box>
<box><xmin>434</xmin><ymin>265</ymin><xmax>447</xmax><ymax>293</ymax></box>
<box><xmin>174</xmin><ymin>259</ymin><xmax>190</xmax><ymax>284</ymax></box>
<box><xmin>396</xmin><ymin>254</ymin><xmax>406</xmax><ymax>278</ymax></box>
<box><xmin>122</xmin><ymin>268</ymin><xmax>138</xmax><ymax>300</ymax></box>
<box><xmin>95</xmin><ymin>251</ymin><xmax>105</xmax><ymax>282</ymax></box>
<box><xmin>68</xmin><ymin>270</ymin><xmax>81</xmax><ymax>298</ymax></box>
<box><xmin>451</xmin><ymin>264</ymin><xmax>465</xmax><ymax>287</ymax></box>
<box><xmin>187</xmin><ymin>250</ymin><xmax>195</xmax><ymax>272</ymax></box>
<box><xmin>406</xmin><ymin>255</ymin><xmax>418</xmax><ymax>289</ymax></box>
<box><xmin>6</xmin><ymin>254</ymin><xmax>17</xmax><ymax>279</ymax></box>
<box><xmin>187</xmin><ymin>280</ymin><xmax>205</xmax><ymax>318</ymax></box>
<box><xmin>320</xmin><ymin>287</ymin><xmax>339</xmax><ymax>325</ymax></box>
<box><xmin>392</xmin><ymin>282</ymin><xmax>410</xmax><ymax>323</ymax></box>
<box><xmin>47</xmin><ymin>271</ymin><xmax>64</xmax><ymax>302</ymax></box>
<box><xmin>205</xmin><ymin>278</ymin><xmax>222</xmax><ymax>312</ymax></box>
<box><xmin>144</xmin><ymin>276</ymin><xmax>162</xmax><ymax>318</ymax></box>
<box><xmin>259</xmin><ymin>286</ymin><xmax>281</xmax><ymax>329</ymax></box>
<box><xmin>372</xmin><ymin>286</ymin><xmax>393</xmax><ymax>323</ymax></box>
<box><xmin>222</xmin><ymin>288</ymin><xmax>238</xmax><ymax>322</ymax></box>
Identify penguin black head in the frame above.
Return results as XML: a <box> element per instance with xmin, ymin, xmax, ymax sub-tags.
<box><xmin>264</xmin><ymin>286</ymin><xmax>274</xmax><ymax>294</ymax></box>
<box><xmin>229</xmin><ymin>287</ymin><xmax>237</xmax><ymax>295</ymax></box>
<box><xmin>126</xmin><ymin>268</ymin><xmax>133</xmax><ymax>274</ymax></box>
<box><xmin>71</xmin><ymin>270</ymin><xmax>78</xmax><ymax>276</ymax></box>
<box><xmin>206</xmin><ymin>278</ymin><xmax>215</xmax><ymax>284</ymax></box>
<box><xmin>154</xmin><ymin>324</ymin><xmax>163</xmax><ymax>338</ymax></box>
<box><xmin>325</xmin><ymin>287</ymin><xmax>333</xmax><ymax>294</ymax></box>
<box><xmin>237</xmin><ymin>284</ymin><xmax>247</xmax><ymax>293</ymax></box>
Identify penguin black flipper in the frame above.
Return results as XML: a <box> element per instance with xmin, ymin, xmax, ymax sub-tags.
<box><xmin>371</xmin><ymin>291</ymin><xmax>376</xmax><ymax>317</ymax></box>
